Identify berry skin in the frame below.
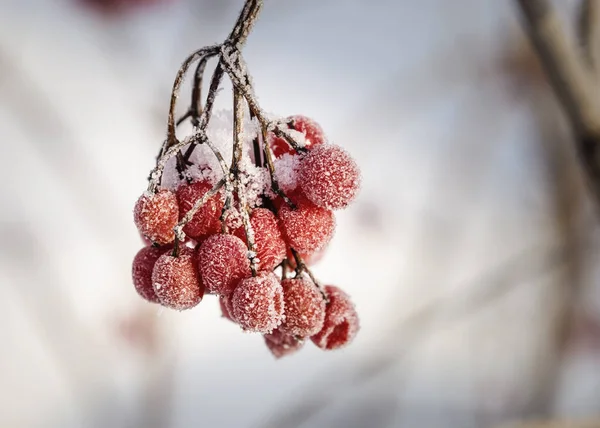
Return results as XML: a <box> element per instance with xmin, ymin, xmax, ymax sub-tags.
<box><xmin>176</xmin><ymin>180</ymin><xmax>224</xmax><ymax>241</ymax></box>
<box><xmin>231</xmin><ymin>272</ymin><xmax>284</xmax><ymax>333</ymax></box>
<box><xmin>279</xmin><ymin>198</ymin><xmax>335</xmax><ymax>254</ymax></box>
<box><xmin>219</xmin><ymin>295</ymin><xmax>236</xmax><ymax>323</ymax></box>
<box><xmin>269</xmin><ymin>115</ymin><xmax>325</xmax><ymax>158</ymax></box>
<box><xmin>311</xmin><ymin>286</ymin><xmax>359</xmax><ymax>350</ymax></box>
<box><xmin>152</xmin><ymin>247</ymin><xmax>204</xmax><ymax>311</ymax></box>
<box><xmin>264</xmin><ymin>328</ymin><xmax>305</xmax><ymax>359</ymax></box>
<box><xmin>279</xmin><ymin>278</ymin><xmax>326</xmax><ymax>337</ymax></box>
<box><xmin>134</xmin><ymin>189</ymin><xmax>179</xmax><ymax>245</ymax></box>
<box><xmin>299</xmin><ymin>144</ymin><xmax>361</xmax><ymax>210</ymax></box>
<box><xmin>234</xmin><ymin>208</ymin><xmax>286</xmax><ymax>271</ymax></box>
<box><xmin>132</xmin><ymin>245</ymin><xmax>172</xmax><ymax>303</ymax></box>
<box><xmin>198</xmin><ymin>234</ymin><xmax>251</xmax><ymax>296</ymax></box>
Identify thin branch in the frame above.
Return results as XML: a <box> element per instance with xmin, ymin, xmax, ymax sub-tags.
<box><xmin>578</xmin><ymin>0</ymin><xmax>600</xmax><ymax>69</ymax></box>
<box><xmin>290</xmin><ymin>248</ymin><xmax>327</xmax><ymax>300</ymax></box>
<box><xmin>261</xmin><ymin>124</ymin><xmax>295</xmax><ymax>207</ymax></box>
<box><xmin>173</xmin><ymin>178</ymin><xmax>225</xmax><ymax>241</ymax></box>
<box><xmin>515</xmin><ymin>0</ymin><xmax>600</xmax><ymax>202</ymax></box>
<box><xmin>233</xmin><ymin>89</ymin><xmax>258</xmax><ymax>275</ymax></box>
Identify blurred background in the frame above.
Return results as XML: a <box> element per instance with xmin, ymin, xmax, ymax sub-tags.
<box><xmin>1</xmin><ymin>0</ymin><xmax>600</xmax><ymax>427</ymax></box>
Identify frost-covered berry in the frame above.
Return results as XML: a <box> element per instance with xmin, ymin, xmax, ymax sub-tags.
<box><xmin>299</xmin><ymin>144</ymin><xmax>361</xmax><ymax>210</ymax></box>
<box><xmin>311</xmin><ymin>286</ymin><xmax>359</xmax><ymax>350</ymax></box>
<box><xmin>264</xmin><ymin>328</ymin><xmax>305</xmax><ymax>359</ymax></box>
<box><xmin>176</xmin><ymin>180</ymin><xmax>223</xmax><ymax>241</ymax></box>
<box><xmin>231</xmin><ymin>272</ymin><xmax>284</xmax><ymax>333</ymax></box>
<box><xmin>152</xmin><ymin>247</ymin><xmax>204</xmax><ymax>310</ymax></box>
<box><xmin>219</xmin><ymin>294</ymin><xmax>236</xmax><ymax>322</ymax></box>
<box><xmin>198</xmin><ymin>234</ymin><xmax>251</xmax><ymax>296</ymax></box>
<box><xmin>234</xmin><ymin>208</ymin><xmax>286</xmax><ymax>271</ymax></box>
<box><xmin>279</xmin><ymin>278</ymin><xmax>326</xmax><ymax>337</ymax></box>
<box><xmin>131</xmin><ymin>245</ymin><xmax>172</xmax><ymax>303</ymax></box>
<box><xmin>285</xmin><ymin>244</ymin><xmax>328</xmax><ymax>270</ymax></box>
<box><xmin>269</xmin><ymin>115</ymin><xmax>326</xmax><ymax>158</ymax></box>
<box><xmin>279</xmin><ymin>199</ymin><xmax>335</xmax><ymax>254</ymax></box>
<box><xmin>134</xmin><ymin>189</ymin><xmax>179</xmax><ymax>245</ymax></box>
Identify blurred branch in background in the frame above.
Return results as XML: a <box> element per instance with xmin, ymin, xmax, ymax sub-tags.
<box><xmin>515</xmin><ymin>0</ymin><xmax>600</xmax><ymax>204</ymax></box>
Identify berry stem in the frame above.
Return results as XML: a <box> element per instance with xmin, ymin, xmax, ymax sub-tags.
<box><xmin>290</xmin><ymin>248</ymin><xmax>327</xmax><ymax>301</ymax></box>
<box><xmin>260</xmin><ymin>124</ymin><xmax>295</xmax><ymax>208</ymax></box>
<box><xmin>232</xmin><ymin>88</ymin><xmax>258</xmax><ymax>276</ymax></box>
<box><xmin>173</xmin><ymin>177</ymin><xmax>226</xmax><ymax>241</ymax></box>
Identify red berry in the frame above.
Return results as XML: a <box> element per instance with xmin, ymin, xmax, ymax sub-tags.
<box><xmin>311</xmin><ymin>286</ymin><xmax>359</xmax><ymax>350</ymax></box>
<box><xmin>234</xmin><ymin>208</ymin><xmax>286</xmax><ymax>271</ymax></box>
<box><xmin>219</xmin><ymin>294</ymin><xmax>236</xmax><ymax>322</ymax></box>
<box><xmin>285</xmin><ymin>244</ymin><xmax>328</xmax><ymax>270</ymax></box>
<box><xmin>279</xmin><ymin>199</ymin><xmax>335</xmax><ymax>254</ymax></box>
<box><xmin>269</xmin><ymin>115</ymin><xmax>325</xmax><ymax>158</ymax></box>
<box><xmin>299</xmin><ymin>144</ymin><xmax>361</xmax><ymax>210</ymax></box>
<box><xmin>198</xmin><ymin>234</ymin><xmax>251</xmax><ymax>296</ymax></box>
<box><xmin>264</xmin><ymin>328</ymin><xmax>305</xmax><ymax>359</ymax></box>
<box><xmin>231</xmin><ymin>272</ymin><xmax>284</xmax><ymax>333</ymax></box>
<box><xmin>176</xmin><ymin>180</ymin><xmax>223</xmax><ymax>241</ymax></box>
<box><xmin>134</xmin><ymin>189</ymin><xmax>179</xmax><ymax>245</ymax></box>
<box><xmin>279</xmin><ymin>278</ymin><xmax>326</xmax><ymax>337</ymax></box>
<box><xmin>132</xmin><ymin>245</ymin><xmax>172</xmax><ymax>303</ymax></box>
<box><xmin>152</xmin><ymin>247</ymin><xmax>204</xmax><ymax>310</ymax></box>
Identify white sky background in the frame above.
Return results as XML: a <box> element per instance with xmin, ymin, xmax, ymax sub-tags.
<box><xmin>0</xmin><ymin>0</ymin><xmax>599</xmax><ymax>427</ymax></box>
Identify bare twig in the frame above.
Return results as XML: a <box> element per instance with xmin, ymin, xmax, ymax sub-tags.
<box><xmin>578</xmin><ymin>0</ymin><xmax>600</xmax><ymax>69</ymax></box>
<box><xmin>515</xmin><ymin>0</ymin><xmax>600</xmax><ymax>202</ymax></box>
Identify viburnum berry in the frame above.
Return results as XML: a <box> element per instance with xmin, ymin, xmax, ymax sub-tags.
<box><xmin>279</xmin><ymin>278</ymin><xmax>326</xmax><ymax>337</ymax></box>
<box><xmin>299</xmin><ymin>144</ymin><xmax>361</xmax><ymax>210</ymax></box>
<box><xmin>176</xmin><ymin>180</ymin><xmax>224</xmax><ymax>241</ymax></box>
<box><xmin>134</xmin><ymin>189</ymin><xmax>179</xmax><ymax>245</ymax></box>
<box><xmin>264</xmin><ymin>328</ymin><xmax>305</xmax><ymax>359</ymax></box>
<box><xmin>231</xmin><ymin>272</ymin><xmax>284</xmax><ymax>333</ymax></box>
<box><xmin>131</xmin><ymin>245</ymin><xmax>172</xmax><ymax>304</ymax></box>
<box><xmin>269</xmin><ymin>115</ymin><xmax>325</xmax><ymax>158</ymax></box>
<box><xmin>279</xmin><ymin>198</ymin><xmax>335</xmax><ymax>254</ymax></box>
<box><xmin>198</xmin><ymin>234</ymin><xmax>251</xmax><ymax>296</ymax></box>
<box><xmin>285</xmin><ymin>244</ymin><xmax>328</xmax><ymax>270</ymax></box>
<box><xmin>311</xmin><ymin>286</ymin><xmax>359</xmax><ymax>350</ymax></box>
<box><xmin>152</xmin><ymin>247</ymin><xmax>204</xmax><ymax>310</ymax></box>
<box><xmin>234</xmin><ymin>208</ymin><xmax>286</xmax><ymax>271</ymax></box>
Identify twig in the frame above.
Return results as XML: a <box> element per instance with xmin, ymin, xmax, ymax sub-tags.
<box><xmin>232</xmin><ymin>89</ymin><xmax>258</xmax><ymax>275</ymax></box>
<box><xmin>578</xmin><ymin>0</ymin><xmax>600</xmax><ymax>69</ymax></box>
<box><xmin>290</xmin><ymin>248</ymin><xmax>327</xmax><ymax>300</ymax></box>
<box><xmin>173</xmin><ymin>178</ymin><xmax>226</xmax><ymax>241</ymax></box>
<box><xmin>261</xmin><ymin>125</ymin><xmax>295</xmax><ymax>207</ymax></box>
<box><xmin>515</xmin><ymin>0</ymin><xmax>600</xmax><ymax>202</ymax></box>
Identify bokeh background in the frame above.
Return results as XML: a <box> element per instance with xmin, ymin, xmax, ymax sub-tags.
<box><xmin>1</xmin><ymin>0</ymin><xmax>600</xmax><ymax>427</ymax></box>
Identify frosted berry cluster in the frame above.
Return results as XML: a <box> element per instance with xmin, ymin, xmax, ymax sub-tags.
<box><xmin>130</xmin><ymin>1</ymin><xmax>362</xmax><ymax>359</ymax></box>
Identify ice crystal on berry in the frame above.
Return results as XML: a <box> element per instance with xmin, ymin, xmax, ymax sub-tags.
<box><xmin>311</xmin><ymin>286</ymin><xmax>359</xmax><ymax>350</ymax></box>
<box><xmin>231</xmin><ymin>272</ymin><xmax>284</xmax><ymax>333</ymax></box>
<box><xmin>279</xmin><ymin>278</ymin><xmax>326</xmax><ymax>337</ymax></box>
<box><xmin>176</xmin><ymin>180</ymin><xmax>223</xmax><ymax>241</ymax></box>
<box><xmin>264</xmin><ymin>328</ymin><xmax>304</xmax><ymax>359</ymax></box>
<box><xmin>132</xmin><ymin>245</ymin><xmax>172</xmax><ymax>303</ymax></box>
<box><xmin>279</xmin><ymin>197</ymin><xmax>335</xmax><ymax>254</ymax></box>
<box><xmin>134</xmin><ymin>189</ymin><xmax>179</xmax><ymax>245</ymax></box>
<box><xmin>299</xmin><ymin>144</ymin><xmax>361</xmax><ymax>210</ymax></box>
<box><xmin>152</xmin><ymin>248</ymin><xmax>204</xmax><ymax>311</ymax></box>
<box><xmin>198</xmin><ymin>234</ymin><xmax>251</xmax><ymax>296</ymax></box>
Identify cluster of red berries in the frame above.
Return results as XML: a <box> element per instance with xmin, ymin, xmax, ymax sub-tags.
<box><xmin>132</xmin><ymin>115</ymin><xmax>361</xmax><ymax>358</ymax></box>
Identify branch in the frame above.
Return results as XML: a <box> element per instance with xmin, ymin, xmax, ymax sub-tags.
<box><xmin>578</xmin><ymin>0</ymin><xmax>600</xmax><ymax>69</ymax></box>
<box><xmin>515</xmin><ymin>0</ymin><xmax>600</xmax><ymax>201</ymax></box>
